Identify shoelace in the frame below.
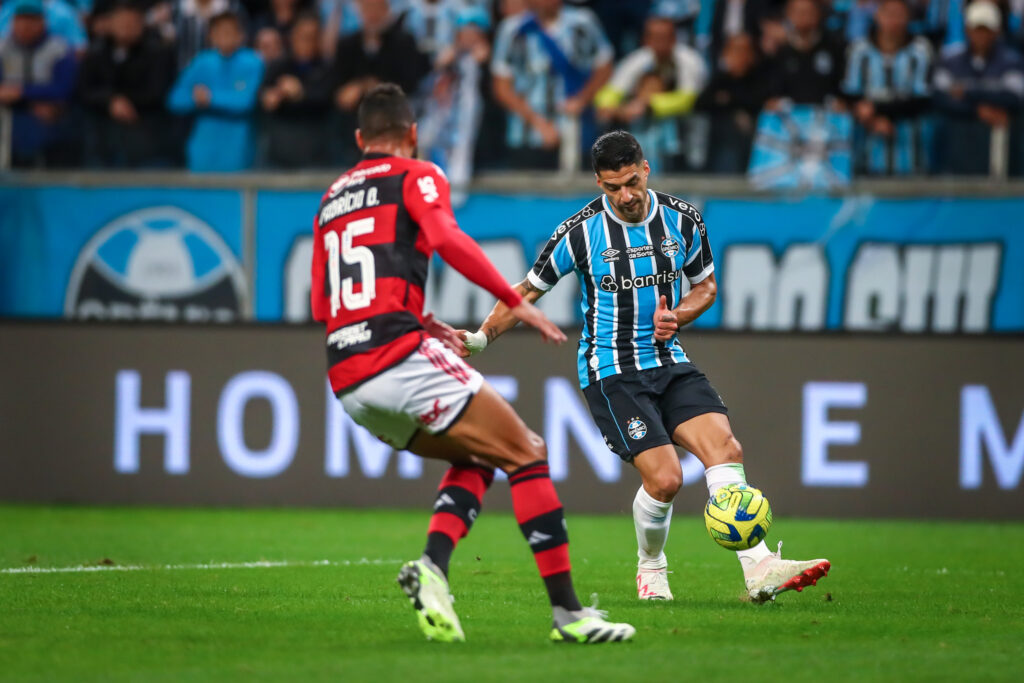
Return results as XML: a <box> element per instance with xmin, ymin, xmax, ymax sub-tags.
<box><xmin>582</xmin><ymin>593</ymin><xmax>608</xmax><ymax>620</ymax></box>
<box><xmin>774</xmin><ymin>540</ymin><xmax>784</xmax><ymax>558</ymax></box>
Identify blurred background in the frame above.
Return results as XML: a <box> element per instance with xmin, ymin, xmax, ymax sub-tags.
<box><xmin>0</xmin><ymin>0</ymin><xmax>1022</xmax><ymax>518</ymax></box>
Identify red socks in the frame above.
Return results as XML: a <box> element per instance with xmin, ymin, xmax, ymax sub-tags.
<box><xmin>423</xmin><ymin>465</ymin><xmax>494</xmax><ymax>575</ymax></box>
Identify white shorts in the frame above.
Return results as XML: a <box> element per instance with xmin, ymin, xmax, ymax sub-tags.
<box><xmin>339</xmin><ymin>337</ymin><xmax>484</xmax><ymax>449</ymax></box>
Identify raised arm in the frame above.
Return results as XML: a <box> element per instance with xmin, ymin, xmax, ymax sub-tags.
<box><xmin>405</xmin><ymin>164</ymin><xmax>566</xmax><ymax>346</ymax></box>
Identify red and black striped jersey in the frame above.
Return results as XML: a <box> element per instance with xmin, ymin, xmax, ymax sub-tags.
<box><xmin>311</xmin><ymin>153</ymin><xmax>522</xmax><ymax>394</ymax></box>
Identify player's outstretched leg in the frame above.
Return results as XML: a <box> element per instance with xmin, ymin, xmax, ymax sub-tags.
<box><xmin>506</xmin><ymin>460</ymin><xmax>635</xmax><ymax>643</ymax></box>
<box><xmin>676</xmin><ymin>413</ymin><xmax>831</xmax><ymax>602</ymax></box>
<box><xmin>431</xmin><ymin>383</ymin><xmax>635</xmax><ymax>643</ymax></box>
<box><xmin>395</xmin><ymin>464</ymin><xmax>495</xmax><ymax>643</ymax></box>
<box><xmin>706</xmin><ymin>463</ymin><xmax>830</xmax><ymax>602</ymax></box>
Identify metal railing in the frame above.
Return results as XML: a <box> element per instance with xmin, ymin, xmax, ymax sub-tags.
<box><xmin>0</xmin><ymin>108</ymin><xmax>1016</xmax><ymax>182</ymax></box>
<box><xmin>0</xmin><ymin>108</ymin><xmax>11</xmax><ymax>172</ymax></box>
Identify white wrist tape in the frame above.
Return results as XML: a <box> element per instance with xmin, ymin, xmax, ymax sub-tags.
<box><xmin>463</xmin><ymin>330</ymin><xmax>488</xmax><ymax>355</ymax></box>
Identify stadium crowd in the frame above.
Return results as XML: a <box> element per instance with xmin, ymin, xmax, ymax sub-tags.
<box><xmin>2</xmin><ymin>0</ymin><xmax>1024</xmax><ymax>180</ymax></box>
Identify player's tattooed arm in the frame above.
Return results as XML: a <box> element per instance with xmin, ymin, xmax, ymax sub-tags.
<box><xmin>457</xmin><ymin>278</ymin><xmax>548</xmax><ymax>356</ymax></box>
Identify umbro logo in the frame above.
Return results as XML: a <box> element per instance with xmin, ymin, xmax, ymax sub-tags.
<box><xmin>601</xmin><ymin>248</ymin><xmax>620</xmax><ymax>262</ymax></box>
<box><xmin>527</xmin><ymin>530</ymin><xmax>552</xmax><ymax>546</ymax></box>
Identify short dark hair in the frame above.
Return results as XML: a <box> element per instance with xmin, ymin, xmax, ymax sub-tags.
<box><xmin>591</xmin><ymin>130</ymin><xmax>644</xmax><ymax>173</ymax></box>
<box><xmin>357</xmin><ymin>83</ymin><xmax>415</xmax><ymax>141</ymax></box>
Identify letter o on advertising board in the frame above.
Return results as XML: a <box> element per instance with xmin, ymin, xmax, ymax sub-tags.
<box><xmin>217</xmin><ymin>371</ymin><xmax>299</xmax><ymax>478</ymax></box>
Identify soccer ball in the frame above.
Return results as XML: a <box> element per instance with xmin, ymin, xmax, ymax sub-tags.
<box><xmin>704</xmin><ymin>483</ymin><xmax>773</xmax><ymax>551</ymax></box>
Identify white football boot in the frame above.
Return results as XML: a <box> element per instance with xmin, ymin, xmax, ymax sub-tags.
<box><xmin>636</xmin><ymin>567</ymin><xmax>674</xmax><ymax>600</ymax></box>
<box><xmin>745</xmin><ymin>541</ymin><xmax>831</xmax><ymax>603</ymax></box>
<box><xmin>396</xmin><ymin>557</ymin><xmax>465</xmax><ymax>642</ymax></box>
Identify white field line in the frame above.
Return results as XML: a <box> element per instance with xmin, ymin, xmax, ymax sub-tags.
<box><xmin>0</xmin><ymin>558</ymin><xmax>402</xmax><ymax>575</ymax></box>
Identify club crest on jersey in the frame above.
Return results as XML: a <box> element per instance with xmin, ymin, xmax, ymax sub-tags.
<box><xmin>627</xmin><ymin>418</ymin><xmax>647</xmax><ymax>440</ymax></box>
<box><xmin>661</xmin><ymin>238</ymin><xmax>679</xmax><ymax>258</ymax></box>
<box><xmin>601</xmin><ymin>248</ymin><xmax>621</xmax><ymax>262</ymax></box>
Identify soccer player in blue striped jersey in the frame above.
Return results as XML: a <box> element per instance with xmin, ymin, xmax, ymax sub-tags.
<box><xmin>460</xmin><ymin>131</ymin><xmax>830</xmax><ymax>603</ymax></box>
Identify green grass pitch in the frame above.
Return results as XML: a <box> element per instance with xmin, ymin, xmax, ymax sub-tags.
<box><xmin>1</xmin><ymin>505</ymin><xmax>1021</xmax><ymax>682</ymax></box>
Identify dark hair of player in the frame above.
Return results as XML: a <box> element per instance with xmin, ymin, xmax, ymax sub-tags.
<box><xmin>357</xmin><ymin>83</ymin><xmax>415</xmax><ymax>142</ymax></box>
<box><xmin>591</xmin><ymin>130</ymin><xmax>644</xmax><ymax>174</ymax></box>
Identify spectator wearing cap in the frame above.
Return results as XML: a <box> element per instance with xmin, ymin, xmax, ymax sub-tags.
<box><xmin>764</xmin><ymin>0</ymin><xmax>847</xmax><ymax>109</ymax></box>
<box><xmin>933</xmin><ymin>0</ymin><xmax>1024</xmax><ymax>174</ymax></box>
<box><xmin>595</xmin><ymin>14</ymin><xmax>707</xmax><ymax>172</ymax></box>
<box><xmin>167</xmin><ymin>10</ymin><xmax>264</xmax><ymax>171</ymax></box>
<box><xmin>418</xmin><ymin>5</ymin><xmax>490</xmax><ymax>204</ymax></box>
<box><xmin>842</xmin><ymin>0</ymin><xmax>932</xmax><ymax>175</ymax></box>
<box><xmin>491</xmin><ymin>0</ymin><xmax>613</xmax><ymax>169</ymax></box>
<box><xmin>0</xmin><ymin>0</ymin><xmax>77</xmax><ymax>166</ymax></box>
<box><xmin>78</xmin><ymin>1</ymin><xmax>176</xmax><ymax>167</ymax></box>
<box><xmin>258</xmin><ymin>12</ymin><xmax>333</xmax><ymax>167</ymax></box>
<box><xmin>0</xmin><ymin>0</ymin><xmax>86</xmax><ymax>51</ymax></box>
<box><xmin>696</xmin><ymin>32</ymin><xmax>769</xmax><ymax>173</ymax></box>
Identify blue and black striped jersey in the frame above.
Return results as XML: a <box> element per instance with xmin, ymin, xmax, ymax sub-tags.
<box><xmin>528</xmin><ymin>189</ymin><xmax>713</xmax><ymax>388</ymax></box>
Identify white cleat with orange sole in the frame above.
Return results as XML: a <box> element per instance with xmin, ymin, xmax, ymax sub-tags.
<box><xmin>745</xmin><ymin>542</ymin><xmax>831</xmax><ymax>603</ymax></box>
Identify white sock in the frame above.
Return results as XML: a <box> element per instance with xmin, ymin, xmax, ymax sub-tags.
<box><xmin>633</xmin><ymin>486</ymin><xmax>673</xmax><ymax>570</ymax></box>
<box><xmin>703</xmin><ymin>463</ymin><xmax>773</xmax><ymax>575</ymax></box>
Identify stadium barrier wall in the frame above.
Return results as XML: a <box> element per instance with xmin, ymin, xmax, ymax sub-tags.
<box><xmin>2</xmin><ymin>174</ymin><xmax>1024</xmax><ymax>332</ymax></box>
<box><xmin>2</xmin><ymin>322</ymin><xmax>1022</xmax><ymax>519</ymax></box>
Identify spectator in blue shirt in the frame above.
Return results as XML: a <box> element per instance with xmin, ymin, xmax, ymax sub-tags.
<box><xmin>842</xmin><ymin>0</ymin><xmax>932</xmax><ymax>175</ymax></box>
<box><xmin>0</xmin><ymin>0</ymin><xmax>86</xmax><ymax>51</ymax></box>
<box><xmin>0</xmin><ymin>0</ymin><xmax>77</xmax><ymax>166</ymax></box>
<box><xmin>167</xmin><ymin>10</ymin><xmax>264</xmax><ymax>172</ymax></box>
<box><xmin>491</xmin><ymin>0</ymin><xmax>613</xmax><ymax>168</ymax></box>
<box><xmin>933</xmin><ymin>1</ymin><xmax>1024</xmax><ymax>174</ymax></box>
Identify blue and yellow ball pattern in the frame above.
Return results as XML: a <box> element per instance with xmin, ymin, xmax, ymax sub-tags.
<box><xmin>704</xmin><ymin>483</ymin><xmax>773</xmax><ymax>551</ymax></box>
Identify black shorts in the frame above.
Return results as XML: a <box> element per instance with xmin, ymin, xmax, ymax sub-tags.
<box><xmin>582</xmin><ymin>362</ymin><xmax>728</xmax><ymax>463</ymax></box>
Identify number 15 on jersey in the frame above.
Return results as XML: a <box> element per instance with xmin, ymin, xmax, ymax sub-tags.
<box><xmin>324</xmin><ymin>217</ymin><xmax>376</xmax><ymax>316</ymax></box>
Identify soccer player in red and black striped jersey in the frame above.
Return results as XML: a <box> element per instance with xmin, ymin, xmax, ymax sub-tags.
<box><xmin>311</xmin><ymin>84</ymin><xmax>634</xmax><ymax>644</ymax></box>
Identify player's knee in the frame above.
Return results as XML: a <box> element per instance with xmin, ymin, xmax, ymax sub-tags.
<box><xmin>648</xmin><ymin>469</ymin><xmax>682</xmax><ymax>501</ymax></box>
<box><xmin>504</xmin><ymin>430</ymin><xmax>547</xmax><ymax>469</ymax></box>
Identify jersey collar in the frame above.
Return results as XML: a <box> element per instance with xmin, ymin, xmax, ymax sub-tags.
<box><xmin>602</xmin><ymin>189</ymin><xmax>659</xmax><ymax>228</ymax></box>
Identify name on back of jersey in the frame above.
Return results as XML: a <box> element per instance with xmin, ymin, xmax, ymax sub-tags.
<box><xmin>319</xmin><ymin>187</ymin><xmax>381</xmax><ymax>226</ymax></box>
